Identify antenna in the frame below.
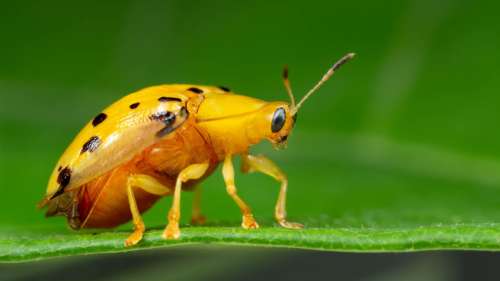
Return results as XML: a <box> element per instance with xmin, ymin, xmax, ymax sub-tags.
<box><xmin>282</xmin><ymin>65</ymin><xmax>296</xmax><ymax>108</ymax></box>
<box><xmin>292</xmin><ymin>53</ymin><xmax>355</xmax><ymax>115</ymax></box>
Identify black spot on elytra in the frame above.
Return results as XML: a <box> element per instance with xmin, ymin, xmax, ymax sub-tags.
<box><xmin>58</xmin><ymin>166</ymin><xmax>62</xmax><ymax>172</ymax></box>
<box><xmin>129</xmin><ymin>102</ymin><xmax>140</xmax><ymax>109</ymax></box>
<box><xmin>155</xmin><ymin>108</ymin><xmax>188</xmax><ymax>138</ymax></box>
<box><xmin>218</xmin><ymin>86</ymin><xmax>230</xmax><ymax>92</ymax></box>
<box><xmin>92</xmin><ymin>113</ymin><xmax>107</xmax><ymax>127</ymax></box>
<box><xmin>187</xmin><ymin>87</ymin><xmax>203</xmax><ymax>94</ymax></box>
<box><xmin>158</xmin><ymin>96</ymin><xmax>182</xmax><ymax>102</ymax></box>
<box><xmin>155</xmin><ymin>112</ymin><xmax>175</xmax><ymax>137</ymax></box>
<box><xmin>150</xmin><ymin>111</ymin><xmax>176</xmax><ymax>123</ymax></box>
<box><xmin>81</xmin><ymin>136</ymin><xmax>101</xmax><ymax>154</ymax></box>
<box><xmin>51</xmin><ymin>167</ymin><xmax>72</xmax><ymax>199</ymax></box>
<box><xmin>163</xmin><ymin>112</ymin><xmax>176</xmax><ymax>127</ymax></box>
<box><xmin>57</xmin><ymin>167</ymin><xmax>71</xmax><ymax>187</ymax></box>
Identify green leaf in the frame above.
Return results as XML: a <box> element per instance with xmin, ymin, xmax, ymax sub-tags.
<box><xmin>1</xmin><ymin>224</ymin><xmax>499</xmax><ymax>263</ymax></box>
<box><xmin>2</xmin><ymin>133</ymin><xmax>500</xmax><ymax>262</ymax></box>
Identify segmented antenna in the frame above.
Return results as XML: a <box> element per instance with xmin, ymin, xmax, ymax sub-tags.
<box><xmin>291</xmin><ymin>53</ymin><xmax>355</xmax><ymax>115</ymax></box>
<box><xmin>282</xmin><ymin>65</ymin><xmax>296</xmax><ymax>108</ymax></box>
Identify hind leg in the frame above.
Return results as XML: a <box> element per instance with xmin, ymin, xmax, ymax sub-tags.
<box><xmin>125</xmin><ymin>174</ymin><xmax>171</xmax><ymax>247</ymax></box>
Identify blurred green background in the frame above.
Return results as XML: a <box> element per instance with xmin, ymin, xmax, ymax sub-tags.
<box><xmin>2</xmin><ymin>0</ymin><xmax>500</xmax><ymax>227</ymax></box>
<box><xmin>1</xmin><ymin>0</ymin><xmax>500</xmax><ymax>278</ymax></box>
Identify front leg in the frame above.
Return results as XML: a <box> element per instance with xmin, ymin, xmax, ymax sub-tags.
<box><xmin>241</xmin><ymin>154</ymin><xmax>303</xmax><ymax>229</ymax></box>
<box><xmin>222</xmin><ymin>155</ymin><xmax>259</xmax><ymax>229</ymax></box>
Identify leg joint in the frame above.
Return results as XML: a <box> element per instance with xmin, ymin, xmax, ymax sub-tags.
<box><xmin>279</xmin><ymin>175</ymin><xmax>288</xmax><ymax>183</ymax></box>
<box><xmin>126</xmin><ymin>176</ymin><xmax>135</xmax><ymax>188</ymax></box>
<box><xmin>226</xmin><ymin>184</ymin><xmax>237</xmax><ymax>196</ymax></box>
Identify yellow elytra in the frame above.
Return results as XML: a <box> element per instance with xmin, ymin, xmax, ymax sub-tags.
<box><xmin>38</xmin><ymin>53</ymin><xmax>355</xmax><ymax>246</ymax></box>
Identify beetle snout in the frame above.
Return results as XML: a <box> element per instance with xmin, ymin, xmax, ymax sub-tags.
<box><xmin>279</xmin><ymin>135</ymin><xmax>288</xmax><ymax>143</ymax></box>
<box><xmin>271</xmin><ymin>134</ymin><xmax>289</xmax><ymax>150</ymax></box>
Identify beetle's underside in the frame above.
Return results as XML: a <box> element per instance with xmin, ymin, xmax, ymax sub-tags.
<box><xmin>45</xmin><ymin>122</ymin><xmax>219</xmax><ymax>229</ymax></box>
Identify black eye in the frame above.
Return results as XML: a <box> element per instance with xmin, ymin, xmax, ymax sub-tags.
<box><xmin>271</xmin><ymin>107</ymin><xmax>286</xmax><ymax>133</ymax></box>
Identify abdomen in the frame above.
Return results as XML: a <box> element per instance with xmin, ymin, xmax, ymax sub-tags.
<box><xmin>49</xmin><ymin>124</ymin><xmax>219</xmax><ymax>229</ymax></box>
<box><xmin>78</xmin><ymin>164</ymin><xmax>173</xmax><ymax>228</ymax></box>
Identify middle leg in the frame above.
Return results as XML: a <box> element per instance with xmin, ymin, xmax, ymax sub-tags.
<box><xmin>163</xmin><ymin>162</ymin><xmax>209</xmax><ymax>239</ymax></box>
<box><xmin>190</xmin><ymin>185</ymin><xmax>207</xmax><ymax>225</ymax></box>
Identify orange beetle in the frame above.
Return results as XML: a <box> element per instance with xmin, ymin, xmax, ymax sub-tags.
<box><xmin>38</xmin><ymin>53</ymin><xmax>355</xmax><ymax>246</ymax></box>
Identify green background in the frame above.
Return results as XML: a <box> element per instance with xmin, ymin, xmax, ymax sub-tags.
<box><xmin>1</xmin><ymin>0</ymin><xmax>500</xmax><ymax>264</ymax></box>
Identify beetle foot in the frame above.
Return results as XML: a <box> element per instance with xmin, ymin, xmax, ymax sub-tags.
<box><xmin>242</xmin><ymin>214</ymin><xmax>259</xmax><ymax>229</ymax></box>
<box><xmin>162</xmin><ymin>223</ymin><xmax>180</xmax><ymax>240</ymax></box>
<box><xmin>190</xmin><ymin>214</ymin><xmax>207</xmax><ymax>225</ymax></box>
<box><xmin>125</xmin><ymin>228</ymin><xmax>144</xmax><ymax>247</ymax></box>
<box><xmin>278</xmin><ymin>219</ymin><xmax>304</xmax><ymax>229</ymax></box>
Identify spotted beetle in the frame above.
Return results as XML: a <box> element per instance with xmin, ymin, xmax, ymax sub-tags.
<box><xmin>38</xmin><ymin>53</ymin><xmax>355</xmax><ymax>246</ymax></box>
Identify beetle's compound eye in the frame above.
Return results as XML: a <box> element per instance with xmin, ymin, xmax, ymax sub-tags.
<box><xmin>271</xmin><ymin>107</ymin><xmax>286</xmax><ymax>133</ymax></box>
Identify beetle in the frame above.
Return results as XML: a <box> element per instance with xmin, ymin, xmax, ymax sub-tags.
<box><xmin>38</xmin><ymin>53</ymin><xmax>355</xmax><ymax>246</ymax></box>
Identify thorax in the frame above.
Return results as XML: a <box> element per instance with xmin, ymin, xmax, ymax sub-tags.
<box><xmin>137</xmin><ymin>122</ymin><xmax>219</xmax><ymax>177</ymax></box>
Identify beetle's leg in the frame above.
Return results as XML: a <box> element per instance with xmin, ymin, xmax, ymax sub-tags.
<box><xmin>190</xmin><ymin>185</ymin><xmax>206</xmax><ymax>225</ymax></box>
<box><xmin>125</xmin><ymin>174</ymin><xmax>171</xmax><ymax>247</ymax></box>
<box><xmin>223</xmin><ymin>155</ymin><xmax>259</xmax><ymax>229</ymax></box>
<box><xmin>163</xmin><ymin>162</ymin><xmax>209</xmax><ymax>240</ymax></box>
<box><xmin>241</xmin><ymin>154</ymin><xmax>303</xmax><ymax>229</ymax></box>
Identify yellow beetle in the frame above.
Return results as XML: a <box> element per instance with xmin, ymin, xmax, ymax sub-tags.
<box><xmin>38</xmin><ymin>53</ymin><xmax>355</xmax><ymax>246</ymax></box>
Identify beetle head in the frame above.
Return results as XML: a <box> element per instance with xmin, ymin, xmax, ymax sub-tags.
<box><xmin>253</xmin><ymin>102</ymin><xmax>296</xmax><ymax>149</ymax></box>
<box><xmin>254</xmin><ymin>53</ymin><xmax>355</xmax><ymax>150</ymax></box>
